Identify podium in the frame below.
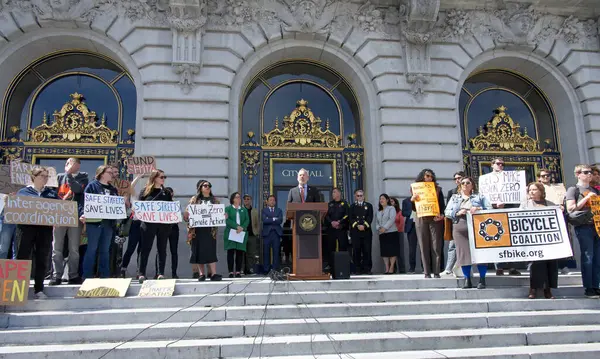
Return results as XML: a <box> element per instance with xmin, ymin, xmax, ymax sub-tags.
<box><xmin>286</xmin><ymin>202</ymin><xmax>330</xmax><ymax>280</ymax></box>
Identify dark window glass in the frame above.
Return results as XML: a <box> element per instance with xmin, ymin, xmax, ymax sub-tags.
<box><xmin>35</xmin><ymin>54</ymin><xmax>122</xmax><ymax>82</ymax></box>
<box><xmin>464</xmin><ymin>71</ymin><xmax>533</xmax><ymax>96</ymax></box>
<box><xmin>242</xmin><ymin>82</ymin><xmax>269</xmax><ymax>141</ymax></box>
<box><xmin>263</xmin><ymin>62</ymin><xmax>340</xmax><ymax>88</ymax></box>
<box><xmin>333</xmin><ymin>82</ymin><xmax>360</xmax><ymax>143</ymax></box>
<box><xmin>5</xmin><ymin>71</ymin><xmax>42</xmax><ymax>138</ymax></box>
<box><xmin>114</xmin><ymin>76</ymin><xmax>137</xmax><ymax>141</ymax></box>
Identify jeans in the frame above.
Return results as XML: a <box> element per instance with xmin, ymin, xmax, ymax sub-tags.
<box><xmin>574</xmin><ymin>225</ymin><xmax>600</xmax><ymax>290</ymax></box>
<box><xmin>83</xmin><ymin>223</ymin><xmax>113</xmax><ymax>279</ymax></box>
<box><xmin>0</xmin><ymin>220</ymin><xmax>17</xmax><ymax>259</ymax></box>
<box><xmin>445</xmin><ymin>240</ymin><xmax>457</xmax><ymax>272</ymax></box>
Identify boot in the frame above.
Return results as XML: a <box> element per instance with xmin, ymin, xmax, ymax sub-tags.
<box><xmin>528</xmin><ymin>288</ymin><xmax>536</xmax><ymax>299</ymax></box>
<box><xmin>477</xmin><ymin>276</ymin><xmax>486</xmax><ymax>289</ymax></box>
<box><xmin>544</xmin><ymin>288</ymin><xmax>555</xmax><ymax>299</ymax></box>
<box><xmin>463</xmin><ymin>276</ymin><xmax>473</xmax><ymax>289</ymax></box>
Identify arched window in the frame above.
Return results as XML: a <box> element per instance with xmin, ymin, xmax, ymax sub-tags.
<box><xmin>1</xmin><ymin>51</ymin><xmax>136</xmax><ymax>179</ymax></box>
<box><xmin>460</xmin><ymin>70</ymin><xmax>562</xmax><ymax>183</ymax></box>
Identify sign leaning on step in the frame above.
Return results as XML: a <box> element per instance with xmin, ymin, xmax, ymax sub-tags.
<box><xmin>4</xmin><ymin>195</ymin><xmax>78</xmax><ymax>227</ymax></box>
<box><xmin>187</xmin><ymin>203</ymin><xmax>226</xmax><ymax>227</ymax></box>
<box><xmin>0</xmin><ymin>259</ymin><xmax>32</xmax><ymax>306</ymax></box>
<box><xmin>132</xmin><ymin>200</ymin><xmax>182</xmax><ymax>223</ymax></box>
<box><xmin>84</xmin><ymin>193</ymin><xmax>127</xmax><ymax>220</ymax></box>
<box><xmin>467</xmin><ymin>207</ymin><xmax>572</xmax><ymax>264</ymax></box>
<box><xmin>478</xmin><ymin>170</ymin><xmax>527</xmax><ymax>205</ymax></box>
<box><xmin>138</xmin><ymin>279</ymin><xmax>176</xmax><ymax>297</ymax></box>
<box><xmin>76</xmin><ymin>278</ymin><xmax>132</xmax><ymax>298</ymax></box>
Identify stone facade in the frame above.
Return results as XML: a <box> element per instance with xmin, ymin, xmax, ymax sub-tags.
<box><xmin>0</xmin><ymin>0</ymin><xmax>599</xmax><ymax>274</ymax></box>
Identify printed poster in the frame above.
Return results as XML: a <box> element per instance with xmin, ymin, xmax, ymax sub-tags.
<box><xmin>410</xmin><ymin>182</ymin><xmax>440</xmax><ymax>217</ymax></box>
<box><xmin>0</xmin><ymin>260</ymin><xmax>32</xmax><ymax>306</ymax></box>
<box><xmin>10</xmin><ymin>160</ymin><xmax>58</xmax><ymax>187</ymax></box>
<box><xmin>467</xmin><ymin>207</ymin><xmax>572</xmax><ymax>264</ymax></box>
<box><xmin>4</xmin><ymin>195</ymin><xmax>78</xmax><ymax>227</ymax></box>
<box><xmin>84</xmin><ymin>193</ymin><xmax>127</xmax><ymax>220</ymax></box>
<box><xmin>138</xmin><ymin>279</ymin><xmax>176</xmax><ymax>297</ymax></box>
<box><xmin>76</xmin><ymin>278</ymin><xmax>132</xmax><ymax>298</ymax></box>
<box><xmin>132</xmin><ymin>200</ymin><xmax>182</xmax><ymax>224</ymax></box>
<box><xmin>187</xmin><ymin>203</ymin><xmax>226</xmax><ymax>227</ymax></box>
<box><xmin>478</xmin><ymin>171</ymin><xmax>527</xmax><ymax>204</ymax></box>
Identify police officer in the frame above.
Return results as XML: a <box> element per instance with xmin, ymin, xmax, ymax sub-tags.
<box><xmin>325</xmin><ymin>187</ymin><xmax>349</xmax><ymax>271</ymax></box>
<box><xmin>349</xmin><ymin>189</ymin><xmax>374</xmax><ymax>275</ymax></box>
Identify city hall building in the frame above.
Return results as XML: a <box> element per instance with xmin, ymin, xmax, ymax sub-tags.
<box><xmin>1</xmin><ymin>0</ymin><xmax>599</xmax><ymax>273</ymax></box>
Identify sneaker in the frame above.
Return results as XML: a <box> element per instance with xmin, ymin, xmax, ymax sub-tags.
<box><xmin>157</xmin><ymin>275</ymin><xmax>165</xmax><ymax>280</ymax></box>
<box><xmin>198</xmin><ymin>275</ymin><xmax>206</xmax><ymax>282</ymax></box>
<box><xmin>138</xmin><ymin>276</ymin><xmax>146</xmax><ymax>284</ymax></box>
<box><xmin>561</xmin><ymin>267</ymin><xmax>571</xmax><ymax>275</ymax></box>
<box><xmin>584</xmin><ymin>289</ymin><xmax>599</xmax><ymax>298</ymax></box>
<box><xmin>193</xmin><ymin>272</ymin><xmax>200</xmax><ymax>279</ymax></box>
<box><xmin>34</xmin><ymin>291</ymin><xmax>48</xmax><ymax>300</ymax></box>
<box><xmin>508</xmin><ymin>269</ymin><xmax>521</xmax><ymax>276</ymax></box>
<box><xmin>210</xmin><ymin>274</ymin><xmax>223</xmax><ymax>281</ymax></box>
<box><xmin>68</xmin><ymin>277</ymin><xmax>83</xmax><ymax>285</ymax></box>
<box><xmin>228</xmin><ymin>273</ymin><xmax>234</xmax><ymax>278</ymax></box>
<box><xmin>235</xmin><ymin>273</ymin><xmax>242</xmax><ymax>278</ymax></box>
<box><xmin>443</xmin><ymin>270</ymin><xmax>452</xmax><ymax>276</ymax></box>
<box><xmin>48</xmin><ymin>278</ymin><xmax>62</xmax><ymax>286</ymax></box>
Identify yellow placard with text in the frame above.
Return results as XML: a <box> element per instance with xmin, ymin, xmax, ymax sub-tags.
<box><xmin>75</xmin><ymin>278</ymin><xmax>131</xmax><ymax>298</ymax></box>
<box><xmin>410</xmin><ymin>182</ymin><xmax>440</xmax><ymax>217</ymax></box>
<box><xmin>590</xmin><ymin>196</ymin><xmax>600</xmax><ymax>237</ymax></box>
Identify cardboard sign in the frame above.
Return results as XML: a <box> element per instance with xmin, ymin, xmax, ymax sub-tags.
<box><xmin>76</xmin><ymin>278</ymin><xmax>132</xmax><ymax>298</ymax></box>
<box><xmin>126</xmin><ymin>156</ymin><xmax>156</xmax><ymax>175</ymax></box>
<box><xmin>112</xmin><ymin>178</ymin><xmax>131</xmax><ymax>197</ymax></box>
<box><xmin>590</xmin><ymin>196</ymin><xmax>600</xmax><ymax>237</ymax></box>
<box><xmin>138</xmin><ymin>279</ymin><xmax>176</xmax><ymax>297</ymax></box>
<box><xmin>545</xmin><ymin>184</ymin><xmax>567</xmax><ymax>205</ymax></box>
<box><xmin>84</xmin><ymin>193</ymin><xmax>127</xmax><ymax>220</ymax></box>
<box><xmin>478</xmin><ymin>171</ymin><xmax>527</xmax><ymax>204</ymax></box>
<box><xmin>132</xmin><ymin>201</ymin><xmax>182</xmax><ymax>223</ymax></box>
<box><xmin>10</xmin><ymin>160</ymin><xmax>58</xmax><ymax>187</ymax></box>
<box><xmin>0</xmin><ymin>260</ymin><xmax>32</xmax><ymax>306</ymax></box>
<box><xmin>4</xmin><ymin>195</ymin><xmax>78</xmax><ymax>227</ymax></box>
<box><xmin>467</xmin><ymin>207</ymin><xmax>572</xmax><ymax>264</ymax></box>
<box><xmin>0</xmin><ymin>165</ymin><xmax>24</xmax><ymax>194</ymax></box>
<box><xmin>410</xmin><ymin>182</ymin><xmax>440</xmax><ymax>217</ymax></box>
<box><xmin>187</xmin><ymin>203</ymin><xmax>226</xmax><ymax>227</ymax></box>
<box><xmin>0</xmin><ymin>193</ymin><xmax>5</xmax><ymax>214</ymax></box>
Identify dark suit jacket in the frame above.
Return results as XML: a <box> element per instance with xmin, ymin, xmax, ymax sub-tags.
<box><xmin>401</xmin><ymin>197</ymin><xmax>415</xmax><ymax>234</ymax></box>
<box><xmin>261</xmin><ymin>207</ymin><xmax>283</xmax><ymax>237</ymax></box>
<box><xmin>287</xmin><ymin>185</ymin><xmax>321</xmax><ymax>203</ymax></box>
<box><xmin>349</xmin><ymin>202</ymin><xmax>374</xmax><ymax>234</ymax></box>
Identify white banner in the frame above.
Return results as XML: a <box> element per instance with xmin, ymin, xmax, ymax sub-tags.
<box><xmin>467</xmin><ymin>207</ymin><xmax>572</xmax><ymax>264</ymax></box>
<box><xmin>132</xmin><ymin>201</ymin><xmax>182</xmax><ymax>224</ymax></box>
<box><xmin>84</xmin><ymin>193</ymin><xmax>127</xmax><ymax>220</ymax></box>
<box><xmin>478</xmin><ymin>170</ymin><xmax>527</xmax><ymax>204</ymax></box>
<box><xmin>187</xmin><ymin>203</ymin><xmax>226</xmax><ymax>227</ymax></box>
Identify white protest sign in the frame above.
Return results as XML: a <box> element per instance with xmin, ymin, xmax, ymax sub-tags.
<box><xmin>10</xmin><ymin>161</ymin><xmax>58</xmax><ymax>187</ymax></box>
<box><xmin>132</xmin><ymin>201</ymin><xmax>182</xmax><ymax>224</ymax></box>
<box><xmin>84</xmin><ymin>193</ymin><xmax>127</xmax><ymax>220</ymax></box>
<box><xmin>187</xmin><ymin>203</ymin><xmax>226</xmax><ymax>227</ymax></box>
<box><xmin>0</xmin><ymin>193</ymin><xmax>6</xmax><ymax>214</ymax></box>
<box><xmin>478</xmin><ymin>170</ymin><xmax>527</xmax><ymax>204</ymax></box>
<box><xmin>467</xmin><ymin>207</ymin><xmax>572</xmax><ymax>264</ymax></box>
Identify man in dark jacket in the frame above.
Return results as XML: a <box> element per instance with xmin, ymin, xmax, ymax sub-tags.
<box><xmin>349</xmin><ymin>189</ymin><xmax>373</xmax><ymax>274</ymax></box>
<box><xmin>287</xmin><ymin>168</ymin><xmax>321</xmax><ymax>203</ymax></box>
<box><xmin>402</xmin><ymin>196</ymin><xmax>419</xmax><ymax>273</ymax></box>
<box><xmin>50</xmin><ymin>158</ymin><xmax>88</xmax><ymax>285</ymax></box>
<box><xmin>324</xmin><ymin>187</ymin><xmax>349</xmax><ymax>271</ymax></box>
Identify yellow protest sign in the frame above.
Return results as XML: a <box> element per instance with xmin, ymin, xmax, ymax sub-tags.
<box><xmin>590</xmin><ymin>196</ymin><xmax>600</xmax><ymax>237</ymax></box>
<box><xmin>138</xmin><ymin>279</ymin><xmax>176</xmax><ymax>297</ymax></box>
<box><xmin>410</xmin><ymin>182</ymin><xmax>440</xmax><ymax>217</ymax></box>
<box><xmin>76</xmin><ymin>278</ymin><xmax>132</xmax><ymax>298</ymax></box>
<box><xmin>0</xmin><ymin>260</ymin><xmax>31</xmax><ymax>306</ymax></box>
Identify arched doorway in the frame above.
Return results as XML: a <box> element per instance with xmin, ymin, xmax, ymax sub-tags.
<box><xmin>460</xmin><ymin>70</ymin><xmax>563</xmax><ymax>183</ymax></box>
<box><xmin>1</xmin><ymin>50</ymin><xmax>137</xmax><ymax>180</ymax></box>
<box><xmin>239</xmin><ymin>60</ymin><xmax>365</xmax><ymax>212</ymax></box>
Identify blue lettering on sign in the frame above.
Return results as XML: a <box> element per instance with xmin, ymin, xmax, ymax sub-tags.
<box><xmin>272</xmin><ymin>163</ymin><xmax>334</xmax><ymax>187</ymax></box>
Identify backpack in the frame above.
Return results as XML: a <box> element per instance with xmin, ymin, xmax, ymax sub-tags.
<box><xmin>564</xmin><ymin>186</ymin><xmax>595</xmax><ymax>226</ymax></box>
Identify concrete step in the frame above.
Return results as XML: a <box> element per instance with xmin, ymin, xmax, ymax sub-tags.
<box><xmin>4</xmin><ymin>298</ymin><xmax>600</xmax><ymax>328</ymax></box>
<box><xmin>2</xmin><ymin>326</ymin><xmax>600</xmax><ymax>358</ymax></box>
<box><xmin>3</xmin><ymin>310</ymin><xmax>600</xmax><ymax>345</ymax></box>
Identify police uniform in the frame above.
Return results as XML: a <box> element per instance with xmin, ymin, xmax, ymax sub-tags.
<box><xmin>349</xmin><ymin>201</ymin><xmax>374</xmax><ymax>274</ymax></box>
<box><xmin>325</xmin><ymin>199</ymin><xmax>350</xmax><ymax>269</ymax></box>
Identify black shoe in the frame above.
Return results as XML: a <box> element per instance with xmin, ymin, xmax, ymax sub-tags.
<box><xmin>229</xmin><ymin>273</ymin><xmax>234</xmax><ymax>278</ymax></box>
<box><xmin>193</xmin><ymin>272</ymin><xmax>200</xmax><ymax>279</ymax></box>
<box><xmin>120</xmin><ymin>268</ymin><xmax>127</xmax><ymax>279</ymax></box>
<box><xmin>138</xmin><ymin>276</ymin><xmax>146</xmax><ymax>284</ymax></box>
<box><xmin>433</xmin><ymin>274</ymin><xmax>441</xmax><ymax>279</ymax></box>
<box><xmin>463</xmin><ymin>277</ymin><xmax>473</xmax><ymax>289</ymax></box>
<box><xmin>477</xmin><ymin>277</ymin><xmax>486</xmax><ymax>289</ymax></box>
<box><xmin>172</xmin><ymin>274</ymin><xmax>179</xmax><ymax>279</ymax></box>
<box><xmin>424</xmin><ymin>274</ymin><xmax>431</xmax><ymax>278</ymax></box>
<box><xmin>508</xmin><ymin>269</ymin><xmax>521</xmax><ymax>276</ymax></box>
<box><xmin>584</xmin><ymin>289</ymin><xmax>599</xmax><ymax>298</ymax></box>
<box><xmin>68</xmin><ymin>277</ymin><xmax>83</xmax><ymax>285</ymax></box>
<box><xmin>48</xmin><ymin>278</ymin><xmax>62</xmax><ymax>286</ymax></box>
<box><xmin>210</xmin><ymin>274</ymin><xmax>222</xmax><ymax>281</ymax></box>
<box><xmin>198</xmin><ymin>275</ymin><xmax>206</xmax><ymax>281</ymax></box>
<box><xmin>235</xmin><ymin>273</ymin><xmax>242</xmax><ymax>278</ymax></box>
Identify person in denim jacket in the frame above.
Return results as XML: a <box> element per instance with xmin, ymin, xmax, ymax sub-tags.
<box><xmin>445</xmin><ymin>176</ymin><xmax>491</xmax><ymax>289</ymax></box>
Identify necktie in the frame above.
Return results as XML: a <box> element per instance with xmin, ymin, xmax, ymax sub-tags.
<box><xmin>271</xmin><ymin>207</ymin><xmax>274</xmax><ymax>213</ymax></box>
<box><xmin>300</xmin><ymin>186</ymin><xmax>305</xmax><ymax>203</ymax></box>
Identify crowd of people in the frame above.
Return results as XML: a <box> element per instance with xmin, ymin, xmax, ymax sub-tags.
<box><xmin>1</xmin><ymin>157</ymin><xmax>599</xmax><ymax>300</ymax></box>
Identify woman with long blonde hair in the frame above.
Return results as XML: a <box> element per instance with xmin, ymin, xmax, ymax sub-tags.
<box><xmin>137</xmin><ymin>169</ymin><xmax>173</xmax><ymax>282</ymax></box>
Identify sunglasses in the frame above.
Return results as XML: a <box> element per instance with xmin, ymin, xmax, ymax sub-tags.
<box><xmin>159</xmin><ymin>176</ymin><xmax>167</xmax><ymax>179</ymax></box>
<box><xmin>495</xmin><ymin>162</ymin><xmax>505</xmax><ymax>166</ymax></box>
<box><xmin>461</xmin><ymin>181</ymin><xmax>472</xmax><ymax>185</ymax></box>
<box><xmin>454</xmin><ymin>177</ymin><xmax>463</xmax><ymax>181</ymax></box>
<box><xmin>581</xmin><ymin>170</ymin><xmax>592</xmax><ymax>175</ymax></box>
<box><xmin>202</xmin><ymin>184</ymin><xmax>212</xmax><ymax>188</ymax></box>
<box><xmin>356</xmin><ymin>194</ymin><xmax>364</xmax><ymax>197</ymax></box>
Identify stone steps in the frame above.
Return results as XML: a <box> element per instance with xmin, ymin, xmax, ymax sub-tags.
<box><xmin>1</xmin><ymin>274</ymin><xmax>598</xmax><ymax>358</ymax></box>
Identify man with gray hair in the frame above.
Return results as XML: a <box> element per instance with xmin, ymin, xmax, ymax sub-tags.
<box><xmin>287</xmin><ymin>168</ymin><xmax>321</xmax><ymax>203</ymax></box>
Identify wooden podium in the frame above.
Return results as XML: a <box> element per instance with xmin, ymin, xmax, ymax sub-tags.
<box><xmin>286</xmin><ymin>202</ymin><xmax>330</xmax><ymax>280</ymax></box>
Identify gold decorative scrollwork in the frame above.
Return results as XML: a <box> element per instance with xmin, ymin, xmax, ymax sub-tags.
<box><xmin>469</xmin><ymin>106</ymin><xmax>539</xmax><ymax>152</ymax></box>
<box><xmin>344</xmin><ymin>152</ymin><xmax>363</xmax><ymax>180</ymax></box>
<box><xmin>28</xmin><ymin>92</ymin><xmax>118</xmax><ymax>145</ymax></box>
<box><xmin>1</xmin><ymin>146</ymin><xmax>23</xmax><ymax>163</ymax></box>
<box><xmin>263</xmin><ymin>99</ymin><xmax>341</xmax><ymax>148</ymax></box>
<box><xmin>241</xmin><ymin>150</ymin><xmax>261</xmax><ymax>180</ymax></box>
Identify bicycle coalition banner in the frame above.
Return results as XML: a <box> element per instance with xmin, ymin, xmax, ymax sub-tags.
<box><xmin>467</xmin><ymin>207</ymin><xmax>572</xmax><ymax>263</ymax></box>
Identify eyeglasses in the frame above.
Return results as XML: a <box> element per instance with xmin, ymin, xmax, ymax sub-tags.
<box><xmin>356</xmin><ymin>194</ymin><xmax>364</xmax><ymax>197</ymax></box>
<box><xmin>461</xmin><ymin>181</ymin><xmax>472</xmax><ymax>185</ymax></box>
<box><xmin>581</xmin><ymin>170</ymin><xmax>593</xmax><ymax>175</ymax></box>
<box><xmin>454</xmin><ymin>177</ymin><xmax>463</xmax><ymax>181</ymax></box>
<box><xmin>202</xmin><ymin>184</ymin><xmax>212</xmax><ymax>188</ymax></box>
<box><xmin>159</xmin><ymin>176</ymin><xmax>167</xmax><ymax>179</ymax></box>
<box><xmin>495</xmin><ymin>162</ymin><xmax>505</xmax><ymax>166</ymax></box>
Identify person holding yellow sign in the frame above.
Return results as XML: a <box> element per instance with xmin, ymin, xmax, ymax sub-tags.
<box><xmin>410</xmin><ymin>169</ymin><xmax>445</xmax><ymax>278</ymax></box>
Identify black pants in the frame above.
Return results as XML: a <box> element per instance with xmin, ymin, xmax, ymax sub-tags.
<box><xmin>396</xmin><ymin>232</ymin><xmax>406</xmax><ymax>273</ymax></box>
<box><xmin>406</xmin><ymin>228</ymin><xmax>418</xmax><ymax>272</ymax></box>
<box><xmin>327</xmin><ymin>228</ymin><xmax>348</xmax><ymax>268</ymax></box>
<box><xmin>227</xmin><ymin>249</ymin><xmax>244</xmax><ymax>273</ymax></box>
<box><xmin>121</xmin><ymin>220</ymin><xmax>142</xmax><ymax>271</ymax></box>
<box><xmin>530</xmin><ymin>259</ymin><xmax>558</xmax><ymax>289</ymax></box>
<box><xmin>16</xmin><ymin>225</ymin><xmax>53</xmax><ymax>293</ymax></box>
<box><xmin>351</xmin><ymin>231</ymin><xmax>372</xmax><ymax>273</ymax></box>
<box><xmin>155</xmin><ymin>225</ymin><xmax>179</xmax><ymax>276</ymax></box>
<box><xmin>138</xmin><ymin>222</ymin><xmax>170</xmax><ymax>277</ymax></box>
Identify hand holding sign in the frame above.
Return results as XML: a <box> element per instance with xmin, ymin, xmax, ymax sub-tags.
<box><xmin>410</xmin><ymin>182</ymin><xmax>440</xmax><ymax>217</ymax></box>
<box><xmin>479</xmin><ymin>171</ymin><xmax>527</xmax><ymax>205</ymax></box>
<box><xmin>187</xmin><ymin>203</ymin><xmax>226</xmax><ymax>227</ymax></box>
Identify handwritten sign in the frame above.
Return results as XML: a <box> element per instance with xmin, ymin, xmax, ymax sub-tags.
<box><xmin>590</xmin><ymin>196</ymin><xmax>600</xmax><ymax>237</ymax></box>
<box><xmin>0</xmin><ymin>165</ymin><xmax>23</xmax><ymax>194</ymax></box>
<box><xmin>478</xmin><ymin>171</ymin><xmax>527</xmax><ymax>204</ymax></box>
<box><xmin>187</xmin><ymin>203</ymin><xmax>226</xmax><ymax>227</ymax></box>
<box><xmin>84</xmin><ymin>193</ymin><xmax>127</xmax><ymax>220</ymax></box>
<box><xmin>0</xmin><ymin>260</ymin><xmax>31</xmax><ymax>306</ymax></box>
<box><xmin>467</xmin><ymin>207</ymin><xmax>572</xmax><ymax>264</ymax></box>
<box><xmin>4</xmin><ymin>195</ymin><xmax>78</xmax><ymax>227</ymax></box>
<box><xmin>410</xmin><ymin>182</ymin><xmax>440</xmax><ymax>217</ymax></box>
<box><xmin>126</xmin><ymin>156</ymin><xmax>156</xmax><ymax>175</ymax></box>
<box><xmin>545</xmin><ymin>184</ymin><xmax>566</xmax><ymax>205</ymax></box>
<box><xmin>138</xmin><ymin>279</ymin><xmax>176</xmax><ymax>297</ymax></box>
<box><xmin>76</xmin><ymin>278</ymin><xmax>132</xmax><ymax>298</ymax></box>
<box><xmin>0</xmin><ymin>193</ymin><xmax>5</xmax><ymax>214</ymax></box>
<box><xmin>10</xmin><ymin>160</ymin><xmax>58</xmax><ymax>187</ymax></box>
<box><xmin>132</xmin><ymin>201</ymin><xmax>182</xmax><ymax>223</ymax></box>
<box><xmin>112</xmin><ymin>178</ymin><xmax>131</xmax><ymax>197</ymax></box>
